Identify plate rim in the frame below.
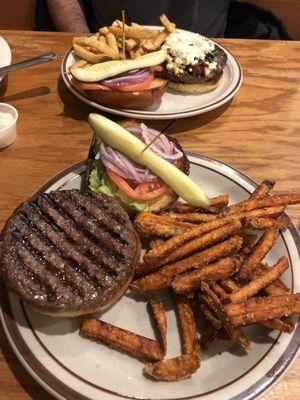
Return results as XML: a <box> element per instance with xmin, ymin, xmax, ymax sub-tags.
<box><xmin>1</xmin><ymin>153</ymin><xmax>300</xmax><ymax>400</ymax></box>
<box><xmin>61</xmin><ymin>28</ymin><xmax>243</xmax><ymax>120</ymax></box>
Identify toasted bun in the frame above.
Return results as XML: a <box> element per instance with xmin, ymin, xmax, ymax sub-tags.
<box><xmin>78</xmin><ymin>78</ymin><xmax>168</xmax><ymax>110</ymax></box>
<box><xmin>168</xmin><ymin>74</ymin><xmax>222</xmax><ymax>94</ymax></box>
<box><xmin>31</xmin><ymin>232</ymin><xmax>141</xmax><ymax>317</ymax></box>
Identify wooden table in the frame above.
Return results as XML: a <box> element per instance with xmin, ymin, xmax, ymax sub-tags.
<box><xmin>0</xmin><ymin>30</ymin><xmax>299</xmax><ymax>400</ymax></box>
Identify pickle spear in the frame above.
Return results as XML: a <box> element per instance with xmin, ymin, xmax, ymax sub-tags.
<box><xmin>71</xmin><ymin>50</ymin><xmax>167</xmax><ymax>82</ymax></box>
<box><xmin>88</xmin><ymin>114</ymin><xmax>210</xmax><ymax>207</ymax></box>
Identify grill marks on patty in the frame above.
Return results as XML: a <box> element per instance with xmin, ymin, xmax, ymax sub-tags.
<box><xmin>0</xmin><ymin>190</ymin><xmax>137</xmax><ymax>314</ymax></box>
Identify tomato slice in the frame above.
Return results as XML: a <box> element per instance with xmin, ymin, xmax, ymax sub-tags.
<box><xmin>107</xmin><ymin>73</ymin><xmax>154</xmax><ymax>92</ymax></box>
<box><xmin>107</xmin><ymin>169</ymin><xmax>167</xmax><ymax>201</ymax></box>
<box><xmin>150</xmin><ymin>65</ymin><xmax>164</xmax><ymax>73</ymax></box>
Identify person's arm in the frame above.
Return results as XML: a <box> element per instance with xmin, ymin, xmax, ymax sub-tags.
<box><xmin>47</xmin><ymin>0</ymin><xmax>90</xmax><ymax>33</ymax></box>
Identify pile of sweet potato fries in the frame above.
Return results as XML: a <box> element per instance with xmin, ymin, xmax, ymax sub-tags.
<box><xmin>80</xmin><ymin>180</ymin><xmax>300</xmax><ymax>382</ymax></box>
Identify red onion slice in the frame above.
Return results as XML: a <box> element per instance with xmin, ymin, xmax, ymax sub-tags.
<box><xmin>101</xmin><ymin>69</ymin><xmax>150</xmax><ymax>87</ymax></box>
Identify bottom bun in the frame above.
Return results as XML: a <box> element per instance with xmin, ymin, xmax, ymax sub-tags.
<box><xmin>148</xmin><ymin>188</ymin><xmax>178</xmax><ymax>213</ymax></box>
<box><xmin>31</xmin><ymin>232</ymin><xmax>141</xmax><ymax>318</ymax></box>
<box><xmin>82</xmin><ymin>78</ymin><xmax>168</xmax><ymax>110</ymax></box>
<box><xmin>168</xmin><ymin>74</ymin><xmax>223</xmax><ymax>94</ymax></box>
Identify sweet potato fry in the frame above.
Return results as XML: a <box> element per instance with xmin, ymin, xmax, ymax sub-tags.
<box><xmin>237</xmin><ymin>228</ymin><xmax>279</xmax><ymax>280</ymax></box>
<box><xmin>201</xmin><ymin>322</ymin><xmax>217</xmax><ymax>350</ymax></box>
<box><xmin>261</xmin><ymin>318</ymin><xmax>295</xmax><ymax>333</ymax></box>
<box><xmin>225</xmin><ymin>294</ymin><xmax>300</xmax><ymax>326</ymax></box>
<box><xmin>149</xmin><ymin>239</ymin><xmax>165</xmax><ymax>249</ymax></box>
<box><xmin>200</xmin><ymin>304</ymin><xmax>222</xmax><ymax>329</ymax></box>
<box><xmin>250</xmin><ymin>180</ymin><xmax>275</xmax><ymax>198</ymax></box>
<box><xmin>220</xmin><ymin>278</ymin><xmax>240</xmax><ymax>293</ymax></box>
<box><xmin>148</xmin><ymin>301</ymin><xmax>167</xmax><ymax>355</ymax></box>
<box><xmin>157</xmin><ymin>220</ymin><xmax>242</xmax><ymax>267</ymax></box>
<box><xmin>175</xmin><ymin>195</ymin><xmax>229</xmax><ymax>213</ymax></box>
<box><xmin>175</xmin><ymin>295</ymin><xmax>200</xmax><ymax>355</ymax></box>
<box><xmin>80</xmin><ymin>318</ymin><xmax>163</xmax><ymax>362</ymax></box>
<box><xmin>227</xmin><ymin>257</ymin><xmax>288</xmax><ymax>304</ymax></box>
<box><xmin>130</xmin><ymin>236</ymin><xmax>243</xmax><ymax>292</ymax></box>
<box><xmin>171</xmin><ymin>256</ymin><xmax>240</xmax><ymax>294</ymax></box>
<box><xmin>163</xmin><ymin>212</ymin><xmax>215</xmax><ymax>224</ymax></box>
<box><xmin>211</xmin><ymin>282</ymin><xmax>228</xmax><ymax>300</ymax></box>
<box><xmin>253</xmin><ymin>263</ymin><xmax>290</xmax><ymax>295</ymax></box>
<box><xmin>245</xmin><ymin>216</ymin><xmax>290</xmax><ymax>230</ymax></box>
<box><xmin>200</xmin><ymin>282</ymin><xmax>251</xmax><ymax>349</ymax></box>
<box><xmin>144</xmin><ymin>353</ymin><xmax>200</xmax><ymax>381</ymax></box>
<box><xmin>134</xmin><ymin>212</ymin><xmax>194</xmax><ymax>238</ymax></box>
<box><xmin>222</xmin><ymin>193</ymin><xmax>300</xmax><ymax>216</ymax></box>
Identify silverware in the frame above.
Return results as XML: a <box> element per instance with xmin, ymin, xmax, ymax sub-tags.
<box><xmin>0</xmin><ymin>52</ymin><xmax>57</xmax><ymax>75</ymax></box>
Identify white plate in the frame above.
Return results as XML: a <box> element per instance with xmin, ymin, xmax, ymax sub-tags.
<box><xmin>0</xmin><ymin>36</ymin><xmax>12</xmax><ymax>82</ymax></box>
<box><xmin>1</xmin><ymin>153</ymin><xmax>300</xmax><ymax>400</ymax></box>
<box><xmin>61</xmin><ymin>28</ymin><xmax>243</xmax><ymax>120</ymax></box>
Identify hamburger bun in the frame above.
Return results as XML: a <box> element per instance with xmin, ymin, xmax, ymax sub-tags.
<box><xmin>168</xmin><ymin>73</ymin><xmax>223</xmax><ymax>94</ymax></box>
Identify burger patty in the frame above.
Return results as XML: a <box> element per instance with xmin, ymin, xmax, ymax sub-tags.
<box><xmin>0</xmin><ymin>190</ymin><xmax>138</xmax><ymax>315</ymax></box>
<box><xmin>157</xmin><ymin>44</ymin><xmax>227</xmax><ymax>84</ymax></box>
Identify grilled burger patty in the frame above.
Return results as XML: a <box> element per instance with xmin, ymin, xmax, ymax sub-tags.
<box><xmin>0</xmin><ymin>190</ymin><xmax>139</xmax><ymax>316</ymax></box>
<box><xmin>157</xmin><ymin>45</ymin><xmax>227</xmax><ymax>84</ymax></box>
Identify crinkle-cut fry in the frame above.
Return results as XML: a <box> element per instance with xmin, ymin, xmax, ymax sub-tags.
<box><xmin>200</xmin><ymin>282</ymin><xmax>251</xmax><ymax>349</ymax></box>
<box><xmin>134</xmin><ymin>212</ymin><xmax>195</xmax><ymax>238</ymax></box>
<box><xmin>159</xmin><ymin>14</ymin><xmax>176</xmax><ymax>33</ymax></box>
<box><xmin>175</xmin><ymin>195</ymin><xmax>229</xmax><ymax>213</ymax></box>
<box><xmin>261</xmin><ymin>318</ymin><xmax>295</xmax><ymax>333</ymax></box>
<box><xmin>245</xmin><ymin>216</ymin><xmax>290</xmax><ymax>230</ymax></box>
<box><xmin>237</xmin><ymin>228</ymin><xmax>279</xmax><ymax>281</ymax></box>
<box><xmin>163</xmin><ymin>212</ymin><xmax>216</xmax><ymax>224</ymax></box>
<box><xmin>201</xmin><ymin>322</ymin><xmax>217</xmax><ymax>350</ymax></box>
<box><xmin>227</xmin><ymin>256</ymin><xmax>288</xmax><ymax>304</ymax></box>
<box><xmin>130</xmin><ymin>236</ymin><xmax>243</xmax><ymax>292</ymax></box>
<box><xmin>200</xmin><ymin>304</ymin><xmax>222</xmax><ymax>329</ymax></box>
<box><xmin>175</xmin><ymin>295</ymin><xmax>200</xmax><ymax>355</ymax></box>
<box><xmin>222</xmin><ymin>193</ymin><xmax>300</xmax><ymax>216</ymax></box>
<box><xmin>148</xmin><ymin>301</ymin><xmax>167</xmax><ymax>355</ymax></box>
<box><xmin>80</xmin><ymin>318</ymin><xmax>163</xmax><ymax>362</ymax></box>
<box><xmin>225</xmin><ymin>294</ymin><xmax>300</xmax><ymax>326</ymax></box>
<box><xmin>250</xmin><ymin>180</ymin><xmax>275</xmax><ymax>198</ymax></box>
<box><xmin>171</xmin><ymin>256</ymin><xmax>240</xmax><ymax>294</ymax></box>
<box><xmin>109</xmin><ymin>25</ymin><xmax>159</xmax><ymax>39</ymax></box>
<box><xmin>72</xmin><ymin>44</ymin><xmax>107</xmax><ymax>63</ymax></box>
<box><xmin>162</xmin><ymin>221</ymin><xmax>242</xmax><ymax>267</ymax></box>
<box><xmin>144</xmin><ymin>353</ymin><xmax>200</xmax><ymax>381</ymax></box>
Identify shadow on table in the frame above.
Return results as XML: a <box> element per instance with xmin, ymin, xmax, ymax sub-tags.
<box><xmin>0</xmin><ymin>326</ymin><xmax>54</xmax><ymax>400</ymax></box>
<box><xmin>2</xmin><ymin>85</ymin><xmax>51</xmax><ymax>102</ymax></box>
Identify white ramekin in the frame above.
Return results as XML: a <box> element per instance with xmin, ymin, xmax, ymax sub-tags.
<box><xmin>0</xmin><ymin>103</ymin><xmax>18</xmax><ymax>148</ymax></box>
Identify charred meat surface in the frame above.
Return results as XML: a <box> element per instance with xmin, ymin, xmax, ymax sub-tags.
<box><xmin>0</xmin><ymin>190</ymin><xmax>138</xmax><ymax>315</ymax></box>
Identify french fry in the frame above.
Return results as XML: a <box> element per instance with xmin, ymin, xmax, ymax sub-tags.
<box><xmin>142</xmin><ymin>28</ymin><xmax>171</xmax><ymax>51</ymax></box>
<box><xmin>133</xmin><ymin>46</ymin><xmax>145</xmax><ymax>58</ymax></box>
<box><xmin>211</xmin><ymin>282</ymin><xmax>228</xmax><ymax>300</ymax></box>
<box><xmin>125</xmin><ymin>38</ymin><xmax>137</xmax><ymax>50</ymax></box>
<box><xmin>222</xmin><ymin>193</ymin><xmax>300</xmax><ymax>216</ymax></box>
<box><xmin>200</xmin><ymin>304</ymin><xmax>222</xmax><ymax>330</ymax></box>
<box><xmin>163</xmin><ymin>212</ymin><xmax>216</xmax><ymax>224</ymax></box>
<box><xmin>175</xmin><ymin>195</ymin><xmax>229</xmax><ymax>213</ymax></box>
<box><xmin>144</xmin><ymin>353</ymin><xmax>200</xmax><ymax>381</ymax></box>
<box><xmin>105</xmin><ymin>32</ymin><xmax>120</xmax><ymax>58</ymax></box>
<box><xmin>73</xmin><ymin>36</ymin><xmax>118</xmax><ymax>59</ymax></box>
<box><xmin>227</xmin><ymin>257</ymin><xmax>288</xmax><ymax>304</ymax></box>
<box><xmin>72</xmin><ymin>43</ymin><xmax>107</xmax><ymax>63</ymax></box>
<box><xmin>99</xmin><ymin>26</ymin><xmax>109</xmax><ymax>34</ymax></box>
<box><xmin>69</xmin><ymin>59</ymin><xmax>88</xmax><ymax>70</ymax></box>
<box><xmin>175</xmin><ymin>295</ymin><xmax>200</xmax><ymax>355</ymax></box>
<box><xmin>245</xmin><ymin>216</ymin><xmax>290</xmax><ymax>230</ymax></box>
<box><xmin>130</xmin><ymin>236</ymin><xmax>243</xmax><ymax>292</ymax></box>
<box><xmin>171</xmin><ymin>256</ymin><xmax>240</xmax><ymax>294</ymax></box>
<box><xmin>220</xmin><ymin>278</ymin><xmax>240</xmax><ymax>293</ymax></box>
<box><xmin>80</xmin><ymin>318</ymin><xmax>163</xmax><ymax>362</ymax></box>
<box><xmin>160</xmin><ymin>14</ymin><xmax>176</xmax><ymax>33</ymax></box>
<box><xmin>134</xmin><ymin>212</ymin><xmax>195</xmax><ymax>239</ymax></box>
<box><xmin>261</xmin><ymin>318</ymin><xmax>295</xmax><ymax>333</ymax></box>
<box><xmin>250</xmin><ymin>180</ymin><xmax>275</xmax><ymax>198</ymax></box>
<box><xmin>200</xmin><ymin>282</ymin><xmax>251</xmax><ymax>349</ymax></box>
<box><xmin>149</xmin><ymin>239</ymin><xmax>165</xmax><ymax>250</ymax></box>
<box><xmin>109</xmin><ymin>25</ymin><xmax>159</xmax><ymax>40</ymax></box>
<box><xmin>148</xmin><ymin>301</ymin><xmax>167</xmax><ymax>355</ymax></box>
<box><xmin>225</xmin><ymin>294</ymin><xmax>300</xmax><ymax>326</ymax></box>
<box><xmin>237</xmin><ymin>228</ymin><xmax>279</xmax><ymax>281</ymax></box>
<box><xmin>200</xmin><ymin>322</ymin><xmax>217</xmax><ymax>350</ymax></box>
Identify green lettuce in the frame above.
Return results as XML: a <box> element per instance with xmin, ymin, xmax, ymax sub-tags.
<box><xmin>89</xmin><ymin>160</ymin><xmax>150</xmax><ymax>212</ymax></box>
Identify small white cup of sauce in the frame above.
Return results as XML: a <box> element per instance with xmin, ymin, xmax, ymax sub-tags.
<box><xmin>0</xmin><ymin>103</ymin><xmax>18</xmax><ymax>149</ymax></box>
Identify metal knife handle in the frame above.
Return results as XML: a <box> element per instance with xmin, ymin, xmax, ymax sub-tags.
<box><xmin>0</xmin><ymin>52</ymin><xmax>57</xmax><ymax>75</ymax></box>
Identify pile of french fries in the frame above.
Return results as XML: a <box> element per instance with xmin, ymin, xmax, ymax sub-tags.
<box><xmin>71</xmin><ymin>14</ymin><xmax>175</xmax><ymax>69</ymax></box>
<box><xmin>80</xmin><ymin>180</ymin><xmax>300</xmax><ymax>381</ymax></box>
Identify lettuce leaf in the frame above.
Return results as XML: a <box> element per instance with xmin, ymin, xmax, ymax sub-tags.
<box><xmin>89</xmin><ymin>160</ymin><xmax>150</xmax><ymax>212</ymax></box>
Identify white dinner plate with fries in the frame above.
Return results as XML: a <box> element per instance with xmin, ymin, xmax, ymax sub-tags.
<box><xmin>61</xmin><ymin>27</ymin><xmax>242</xmax><ymax>120</ymax></box>
<box><xmin>1</xmin><ymin>153</ymin><xmax>300</xmax><ymax>400</ymax></box>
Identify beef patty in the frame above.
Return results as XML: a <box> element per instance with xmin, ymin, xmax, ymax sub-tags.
<box><xmin>157</xmin><ymin>45</ymin><xmax>227</xmax><ymax>84</ymax></box>
<box><xmin>0</xmin><ymin>190</ymin><xmax>139</xmax><ymax>316</ymax></box>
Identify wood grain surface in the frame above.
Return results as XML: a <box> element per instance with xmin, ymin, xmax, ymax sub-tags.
<box><xmin>0</xmin><ymin>30</ymin><xmax>299</xmax><ymax>400</ymax></box>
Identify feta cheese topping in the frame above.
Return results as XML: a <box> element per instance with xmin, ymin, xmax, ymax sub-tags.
<box><xmin>162</xmin><ymin>32</ymin><xmax>217</xmax><ymax>75</ymax></box>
